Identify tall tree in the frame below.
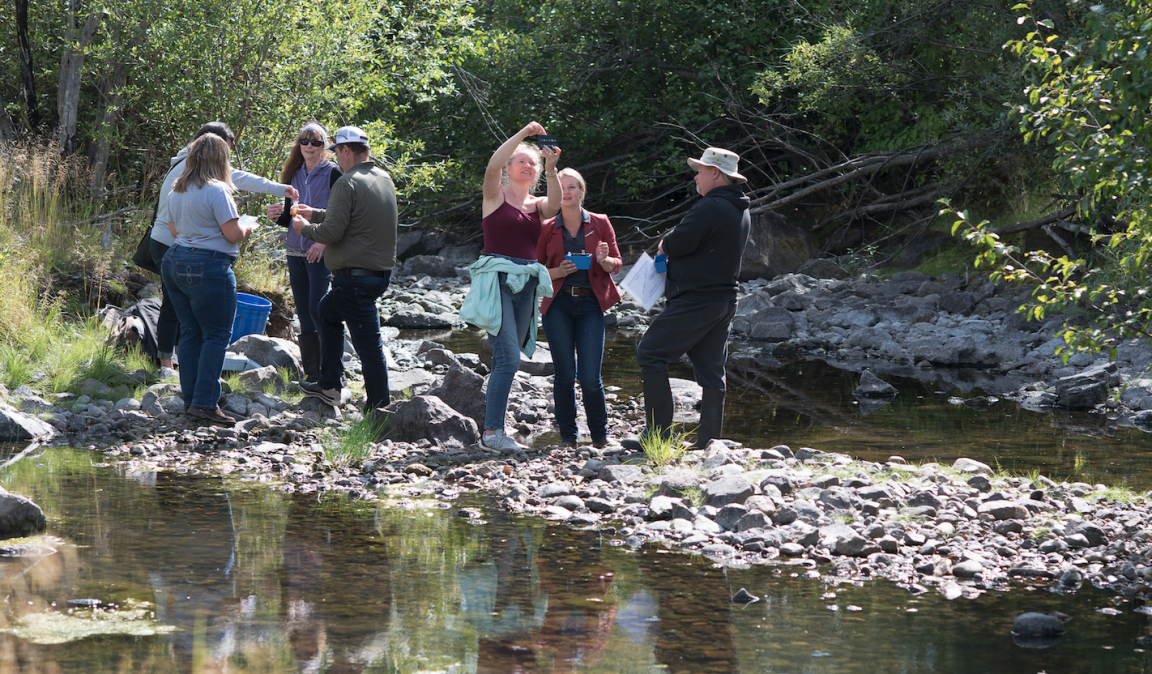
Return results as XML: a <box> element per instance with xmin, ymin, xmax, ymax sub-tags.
<box><xmin>15</xmin><ymin>0</ymin><xmax>40</xmax><ymax>130</ymax></box>
<box><xmin>54</xmin><ymin>0</ymin><xmax>101</xmax><ymax>152</ymax></box>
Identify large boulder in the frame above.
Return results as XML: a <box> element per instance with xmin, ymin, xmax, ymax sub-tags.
<box><xmin>739</xmin><ymin>212</ymin><xmax>813</xmax><ymax>282</ymax></box>
<box><xmin>229</xmin><ymin>335</ymin><xmax>302</xmax><ymax>375</ymax></box>
<box><xmin>382</xmin><ymin>395</ymin><xmax>479</xmax><ymax>447</ymax></box>
<box><xmin>0</xmin><ymin>404</ymin><xmax>55</xmax><ymax>441</ymax></box>
<box><xmin>745</xmin><ymin>307</ymin><xmax>794</xmax><ymax>341</ymax></box>
<box><xmin>386</xmin><ymin>308</ymin><xmax>455</xmax><ymax>329</ymax></box>
<box><xmin>0</xmin><ymin>489</ymin><xmax>46</xmax><ymax>538</ymax></box>
<box><xmin>428</xmin><ymin>361</ymin><xmax>487</xmax><ymax>426</ymax></box>
<box><xmin>854</xmin><ymin>370</ymin><xmax>898</xmax><ymax>398</ymax></box>
<box><xmin>399</xmin><ymin>255</ymin><xmax>458</xmax><ymax>278</ymax></box>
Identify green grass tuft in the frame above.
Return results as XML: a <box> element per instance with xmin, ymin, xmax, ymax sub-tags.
<box><xmin>322</xmin><ymin>415</ymin><xmax>387</xmax><ymax>469</ymax></box>
<box><xmin>640</xmin><ymin>426</ymin><xmax>687</xmax><ymax>467</ymax></box>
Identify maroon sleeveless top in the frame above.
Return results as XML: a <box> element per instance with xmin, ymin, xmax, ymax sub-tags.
<box><xmin>482</xmin><ymin>200</ymin><xmax>542</xmax><ymax>260</ymax></box>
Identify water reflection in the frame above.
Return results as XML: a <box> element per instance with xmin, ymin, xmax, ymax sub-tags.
<box><xmin>1</xmin><ymin>452</ymin><xmax>1152</xmax><ymax>672</ymax></box>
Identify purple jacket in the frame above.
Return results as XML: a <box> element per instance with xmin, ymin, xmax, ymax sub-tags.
<box><xmin>279</xmin><ymin>161</ymin><xmax>341</xmax><ymax>252</ymax></box>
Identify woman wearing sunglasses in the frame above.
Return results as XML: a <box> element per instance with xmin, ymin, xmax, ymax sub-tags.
<box><xmin>268</xmin><ymin>122</ymin><xmax>343</xmax><ymax>382</ymax></box>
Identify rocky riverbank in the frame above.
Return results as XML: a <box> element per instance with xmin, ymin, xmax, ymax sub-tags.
<box><xmin>3</xmin><ymin>260</ymin><xmax>1152</xmax><ymax>605</ymax></box>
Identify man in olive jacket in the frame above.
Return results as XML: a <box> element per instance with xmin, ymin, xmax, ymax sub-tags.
<box><xmin>291</xmin><ymin>126</ymin><xmax>397</xmax><ymax>411</ymax></box>
<box><xmin>631</xmin><ymin>147</ymin><xmax>750</xmax><ymax>449</ymax></box>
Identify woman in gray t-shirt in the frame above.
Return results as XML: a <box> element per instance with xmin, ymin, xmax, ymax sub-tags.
<box><xmin>160</xmin><ymin>134</ymin><xmax>256</xmax><ymax>426</ymax></box>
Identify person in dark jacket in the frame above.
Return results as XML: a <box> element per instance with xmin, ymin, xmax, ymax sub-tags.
<box><xmin>629</xmin><ymin>147</ymin><xmax>751</xmax><ymax>450</ymax></box>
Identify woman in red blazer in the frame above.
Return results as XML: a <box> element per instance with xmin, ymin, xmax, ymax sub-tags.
<box><xmin>538</xmin><ymin>168</ymin><xmax>623</xmax><ymax>448</ymax></box>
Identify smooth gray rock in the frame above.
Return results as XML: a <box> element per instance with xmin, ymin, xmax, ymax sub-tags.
<box><xmin>541</xmin><ymin>482</ymin><xmax>575</xmax><ymax>499</ymax></box>
<box><xmin>759</xmin><ymin>472</ymin><xmax>794</xmax><ymax>496</ymax></box>
<box><xmin>0</xmin><ymin>404</ymin><xmax>55</xmax><ymax>441</ymax></box>
<box><xmin>952</xmin><ymin>560</ymin><xmax>985</xmax><ymax>577</ymax></box>
<box><xmin>702</xmin><ymin>475</ymin><xmax>754</xmax><ymax>508</ymax></box>
<box><xmin>0</xmin><ymin>491</ymin><xmax>46</xmax><ymax>538</ymax></box>
<box><xmin>739</xmin><ymin>211</ymin><xmax>813</xmax><ymax>282</ymax></box>
<box><xmin>599</xmin><ymin>464</ymin><xmax>644</xmax><ymax>485</ymax></box>
<box><xmin>854</xmin><ymin>370</ymin><xmax>898</xmax><ymax>398</ymax></box>
<box><xmin>1012</xmin><ymin>612</ymin><xmax>1066</xmax><ymax>638</ymax></box>
<box><xmin>554</xmin><ymin>494</ymin><xmax>585</xmax><ymax>511</ymax></box>
<box><xmin>427</xmin><ymin>361</ymin><xmax>487</xmax><ymax>426</ymax></box>
<box><xmin>399</xmin><ymin>254</ymin><xmax>458</xmax><ymax>278</ymax></box>
<box><xmin>977</xmin><ymin>500</ymin><xmax>1028</xmax><ymax>520</ymax></box>
<box><xmin>715</xmin><ymin>503</ymin><xmax>748</xmax><ymax>531</ymax></box>
<box><xmin>386</xmin><ymin>308</ymin><xmax>455</xmax><ymax>329</ymax></box>
<box><xmin>381</xmin><ymin>395</ymin><xmax>479</xmax><ymax>448</ymax></box>
<box><xmin>656</xmin><ymin>468</ymin><xmax>702</xmax><ymax>498</ymax></box>
<box><xmin>229</xmin><ymin>335</ymin><xmax>302</xmax><ymax>375</ymax></box>
<box><xmin>747</xmin><ymin>308</ymin><xmax>795</xmax><ymax>341</ymax></box>
<box><xmin>954</xmin><ymin>457</ymin><xmax>992</xmax><ymax>475</ymax></box>
<box><xmin>1064</xmin><ymin>520</ymin><xmax>1106</xmax><ymax>547</ymax></box>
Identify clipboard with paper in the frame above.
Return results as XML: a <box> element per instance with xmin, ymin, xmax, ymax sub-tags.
<box><xmin>620</xmin><ymin>252</ymin><xmax>665</xmax><ymax>311</ymax></box>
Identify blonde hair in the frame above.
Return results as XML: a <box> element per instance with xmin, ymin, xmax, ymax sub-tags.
<box><xmin>173</xmin><ymin>135</ymin><xmax>234</xmax><ymax>193</ymax></box>
<box><xmin>280</xmin><ymin>121</ymin><xmax>331</xmax><ymax>184</ymax></box>
<box><xmin>502</xmin><ymin>142</ymin><xmax>544</xmax><ymax>193</ymax></box>
<box><xmin>557</xmin><ymin>168</ymin><xmax>586</xmax><ymax>204</ymax></box>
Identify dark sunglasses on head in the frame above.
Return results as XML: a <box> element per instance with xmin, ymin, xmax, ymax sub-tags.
<box><xmin>299</xmin><ymin>138</ymin><xmax>325</xmax><ymax>148</ymax></box>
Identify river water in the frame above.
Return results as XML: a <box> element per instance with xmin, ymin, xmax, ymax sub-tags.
<box><xmin>3</xmin><ymin>340</ymin><xmax>1152</xmax><ymax>672</ymax></box>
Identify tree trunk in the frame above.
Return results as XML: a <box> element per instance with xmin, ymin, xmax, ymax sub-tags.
<box><xmin>0</xmin><ymin>88</ymin><xmax>17</xmax><ymax>142</ymax></box>
<box><xmin>88</xmin><ymin>66</ymin><xmax>128</xmax><ymax>195</ymax></box>
<box><xmin>16</xmin><ymin>0</ymin><xmax>40</xmax><ymax>130</ymax></box>
<box><xmin>55</xmin><ymin>0</ymin><xmax>101</xmax><ymax>153</ymax></box>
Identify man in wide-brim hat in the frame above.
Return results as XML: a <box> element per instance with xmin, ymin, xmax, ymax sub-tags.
<box><xmin>627</xmin><ymin>146</ymin><xmax>751</xmax><ymax>450</ymax></box>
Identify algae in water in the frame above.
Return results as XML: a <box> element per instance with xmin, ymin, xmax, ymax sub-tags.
<box><xmin>1</xmin><ymin>598</ymin><xmax>178</xmax><ymax>644</ymax></box>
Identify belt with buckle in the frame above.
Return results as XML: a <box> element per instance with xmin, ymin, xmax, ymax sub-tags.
<box><xmin>333</xmin><ymin>268</ymin><xmax>389</xmax><ymax>277</ymax></box>
<box><xmin>562</xmin><ymin>287</ymin><xmax>593</xmax><ymax>297</ymax></box>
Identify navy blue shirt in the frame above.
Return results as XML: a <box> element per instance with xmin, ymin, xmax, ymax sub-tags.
<box><xmin>556</xmin><ymin>209</ymin><xmax>592</xmax><ymax>289</ymax></box>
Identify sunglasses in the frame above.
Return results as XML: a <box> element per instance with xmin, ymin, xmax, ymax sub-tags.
<box><xmin>298</xmin><ymin>138</ymin><xmax>325</xmax><ymax>148</ymax></box>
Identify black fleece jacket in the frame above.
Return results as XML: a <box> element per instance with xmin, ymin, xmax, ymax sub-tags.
<box><xmin>662</xmin><ymin>183</ymin><xmax>751</xmax><ymax>302</ymax></box>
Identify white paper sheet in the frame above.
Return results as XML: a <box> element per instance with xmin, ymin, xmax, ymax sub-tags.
<box><xmin>620</xmin><ymin>252</ymin><xmax>665</xmax><ymax>311</ymax></box>
<box><xmin>239</xmin><ymin>214</ymin><xmax>260</xmax><ymax>230</ymax></box>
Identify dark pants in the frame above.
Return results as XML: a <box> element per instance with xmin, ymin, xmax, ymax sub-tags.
<box><xmin>317</xmin><ymin>274</ymin><xmax>391</xmax><ymax>410</ymax></box>
<box><xmin>636</xmin><ymin>298</ymin><xmax>736</xmax><ymax>390</ymax></box>
<box><xmin>542</xmin><ymin>292</ymin><xmax>608</xmax><ymax>442</ymax></box>
<box><xmin>149</xmin><ymin>238</ymin><xmax>179</xmax><ymax>361</ymax></box>
<box><xmin>287</xmin><ymin>254</ymin><xmax>332</xmax><ymax>335</ymax></box>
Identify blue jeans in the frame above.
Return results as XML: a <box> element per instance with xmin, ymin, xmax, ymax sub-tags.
<box><xmin>542</xmin><ymin>292</ymin><xmax>608</xmax><ymax>442</ymax></box>
<box><xmin>161</xmin><ymin>245</ymin><xmax>237</xmax><ymax>410</ymax></box>
<box><xmin>149</xmin><ymin>238</ymin><xmax>179</xmax><ymax>360</ymax></box>
<box><xmin>287</xmin><ymin>254</ymin><xmax>331</xmax><ymax>335</ymax></box>
<box><xmin>484</xmin><ymin>270</ymin><xmax>536</xmax><ymax>431</ymax></box>
<box><xmin>317</xmin><ymin>274</ymin><xmax>391</xmax><ymax>410</ymax></box>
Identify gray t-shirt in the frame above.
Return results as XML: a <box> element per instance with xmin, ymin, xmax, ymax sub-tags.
<box><xmin>169</xmin><ymin>181</ymin><xmax>241</xmax><ymax>256</ymax></box>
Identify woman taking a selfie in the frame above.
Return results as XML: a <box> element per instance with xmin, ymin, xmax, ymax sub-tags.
<box><xmin>267</xmin><ymin>121</ymin><xmax>342</xmax><ymax>382</ymax></box>
<box><xmin>162</xmin><ymin>134</ymin><xmax>256</xmax><ymax>426</ymax></box>
<box><xmin>460</xmin><ymin>121</ymin><xmax>560</xmax><ymax>452</ymax></box>
<box><xmin>537</xmin><ymin>169</ymin><xmax>622</xmax><ymax>448</ymax></box>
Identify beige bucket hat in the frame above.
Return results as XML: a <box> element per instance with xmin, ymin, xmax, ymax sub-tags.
<box><xmin>687</xmin><ymin>147</ymin><xmax>747</xmax><ymax>184</ymax></box>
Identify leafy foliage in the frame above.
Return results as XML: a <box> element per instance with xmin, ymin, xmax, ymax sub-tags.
<box><xmin>952</xmin><ymin>0</ymin><xmax>1152</xmax><ymax>358</ymax></box>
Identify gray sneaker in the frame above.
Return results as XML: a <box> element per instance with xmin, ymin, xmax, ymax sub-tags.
<box><xmin>480</xmin><ymin>431</ymin><xmax>527</xmax><ymax>452</ymax></box>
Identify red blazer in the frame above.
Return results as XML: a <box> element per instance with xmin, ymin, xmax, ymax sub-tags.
<box><xmin>537</xmin><ymin>210</ymin><xmax>623</xmax><ymax>315</ymax></box>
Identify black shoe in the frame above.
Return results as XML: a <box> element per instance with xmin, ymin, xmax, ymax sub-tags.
<box><xmin>300</xmin><ymin>381</ymin><xmax>342</xmax><ymax>406</ymax></box>
<box><xmin>186</xmin><ymin>407</ymin><xmax>238</xmax><ymax>426</ymax></box>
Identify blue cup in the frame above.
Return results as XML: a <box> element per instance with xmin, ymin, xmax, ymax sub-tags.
<box><xmin>566</xmin><ymin>253</ymin><xmax>592</xmax><ymax>270</ymax></box>
<box><xmin>654</xmin><ymin>254</ymin><xmax>667</xmax><ymax>273</ymax></box>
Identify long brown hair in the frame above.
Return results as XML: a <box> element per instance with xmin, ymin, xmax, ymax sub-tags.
<box><xmin>173</xmin><ymin>135</ymin><xmax>233</xmax><ymax>193</ymax></box>
<box><xmin>280</xmin><ymin>122</ymin><xmax>331</xmax><ymax>184</ymax></box>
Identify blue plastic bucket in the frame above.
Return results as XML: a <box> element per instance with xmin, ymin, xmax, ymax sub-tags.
<box><xmin>231</xmin><ymin>293</ymin><xmax>272</xmax><ymax>343</ymax></box>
